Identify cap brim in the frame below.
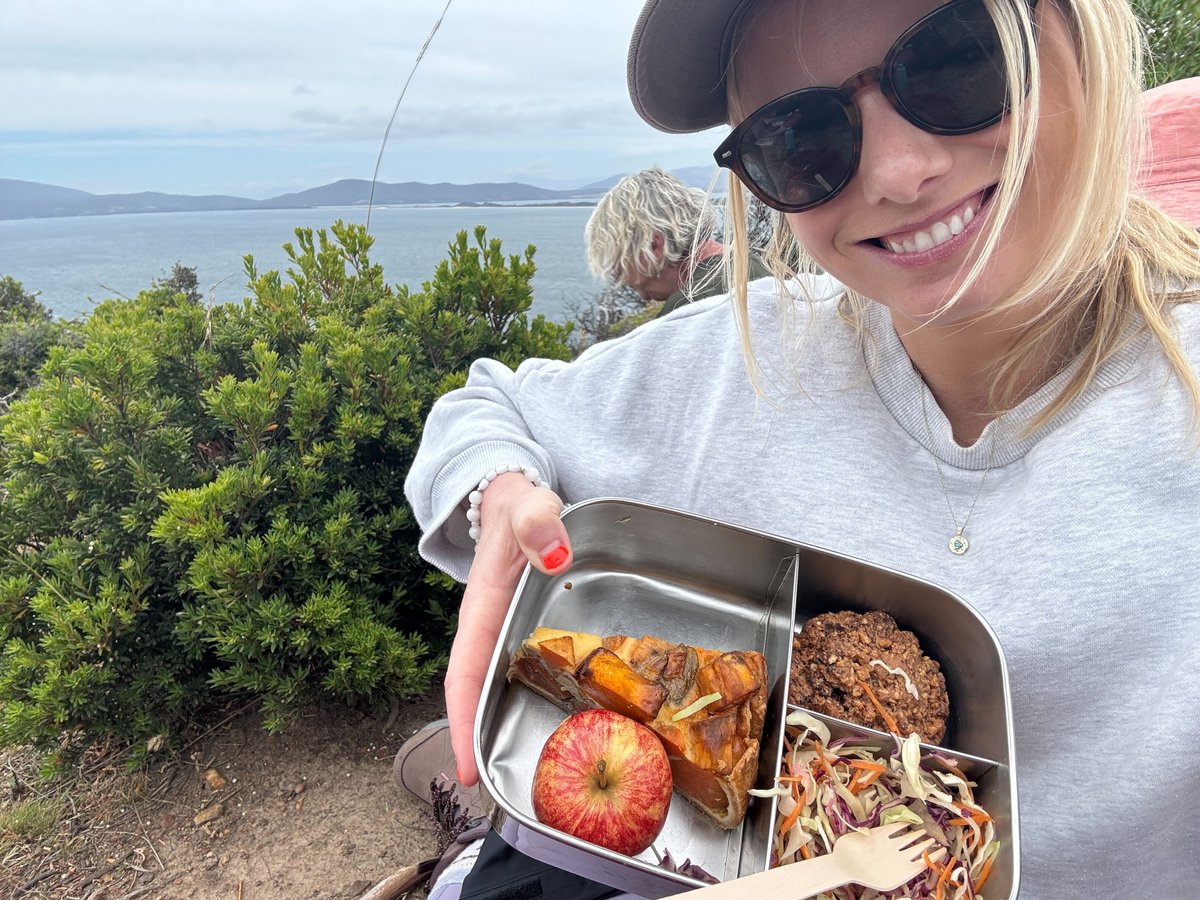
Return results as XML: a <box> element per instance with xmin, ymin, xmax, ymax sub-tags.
<box><xmin>627</xmin><ymin>0</ymin><xmax>747</xmax><ymax>134</ymax></box>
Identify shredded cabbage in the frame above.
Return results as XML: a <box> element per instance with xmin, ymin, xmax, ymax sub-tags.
<box><xmin>768</xmin><ymin>718</ymin><xmax>1001</xmax><ymax>899</ymax></box>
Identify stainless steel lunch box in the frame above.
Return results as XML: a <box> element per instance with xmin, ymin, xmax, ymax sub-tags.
<box><xmin>472</xmin><ymin>498</ymin><xmax>1019</xmax><ymax>898</ymax></box>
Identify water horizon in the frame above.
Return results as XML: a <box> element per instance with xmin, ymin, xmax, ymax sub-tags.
<box><xmin>0</xmin><ymin>204</ymin><xmax>606</xmax><ymax>323</ymax></box>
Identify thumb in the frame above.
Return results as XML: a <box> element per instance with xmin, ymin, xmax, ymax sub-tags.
<box><xmin>511</xmin><ymin>490</ymin><xmax>573</xmax><ymax>573</ymax></box>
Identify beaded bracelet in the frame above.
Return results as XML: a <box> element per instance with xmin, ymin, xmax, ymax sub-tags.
<box><xmin>467</xmin><ymin>464</ymin><xmax>547</xmax><ymax>542</ymax></box>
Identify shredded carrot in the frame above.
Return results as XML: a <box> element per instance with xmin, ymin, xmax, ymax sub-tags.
<box><xmin>776</xmin><ymin>778</ymin><xmax>805</xmax><ymax>839</ymax></box>
<box><xmin>846</xmin><ymin>758</ymin><xmax>886</xmax><ymax>791</ymax></box>
<box><xmin>846</xmin><ymin>763</ymin><xmax>885</xmax><ymax>794</ymax></box>
<box><xmin>964</xmin><ymin>824</ymin><xmax>981</xmax><ymax>853</ymax></box>
<box><xmin>975</xmin><ymin>853</ymin><xmax>997</xmax><ymax>890</ymax></box>
<box><xmin>855</xmin><ymin>769</ymin><xmax>883</xmax><ymax>791</ymax></box>
<box><xmin>811</xmin><ymin>740</ymin><xmax>838</xmax><ymax>783</ymax></box>
<box><xmin>934</xmin><ymin>857</ymin><xmax>956</xmax><ymax>900</ymax></box>
<box><xmin>778</xmin><ymin>803</ymin><xmax>804</xmax><ymax>839</ymax></box>
<box><xmin>943</xmin><ymin>761</ymin><xmax>969</xmax><ymax>781</ymax></box>
<box><xmin>847</xmin><ymin>759</ymin><xmax>888</xmax><ymax>773</ymax></box>
<box><xmin>859</xmin><ymin>680</ymin><xmax>902</xmax><ymax>735</ymax></box>
<box><xmin>923</xmin><ymin>849</ymin><xmax>944</xmax><ymax>876</ymax></box>
<box><xmin>799</xmin><ymin>843</ymin><xmax>814</xmax><ymax>860</ymax></box>
<box><xmin>949</xmin><ymin>807</ymin><xmax>992</xmax><ymax>827</ymax></box>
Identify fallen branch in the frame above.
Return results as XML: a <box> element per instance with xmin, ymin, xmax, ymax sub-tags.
<box><xmin>357</xmin><ymin>858</ymin><xmax>437</xmax><ymax>900</ymax></box>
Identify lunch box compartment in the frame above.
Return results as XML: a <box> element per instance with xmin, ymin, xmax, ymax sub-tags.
<box><xmin>772</xmin><ymin>707</ymin><xmax>1014</xmax><ymax>899</ymax></box>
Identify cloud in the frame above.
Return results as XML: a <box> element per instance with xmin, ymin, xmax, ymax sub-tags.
<box><xmin>0</xmin><ymin>0</ymin><xmax>725</xmax><ymax>193</ymax></box>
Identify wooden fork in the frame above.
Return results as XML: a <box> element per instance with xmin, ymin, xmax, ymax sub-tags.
<box><xmin>677</xmin><ymin>824</ymin><xmax>941</xmax><ymax>898</ymax></box>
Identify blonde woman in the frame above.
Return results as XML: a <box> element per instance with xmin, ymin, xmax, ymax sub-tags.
<box><xmin>405</xmin><ymin>0</ymin><xmax>1200</xmax><ymax>895</ymax></box>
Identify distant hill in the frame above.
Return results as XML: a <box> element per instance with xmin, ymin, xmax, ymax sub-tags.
<box><xmin>0</xmin><ymin>167</ymin><xmax>728</xmax><ymax>221</ymax></box>
<box><xmin>577</xmin><ymin>166</ymin><xmax>726</xmax><ymax>194</ymax></box>
<box><xmin>0</xmin><ymin>179</ymin><xmax>261</xmax><ymax>220</ymax></box>
<box><xmin>257</xmin><ymin>178</ymin><xmax>592</xmax><ymax>210</ymax></box>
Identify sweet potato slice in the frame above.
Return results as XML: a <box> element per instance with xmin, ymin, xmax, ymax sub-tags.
<box><xmin>696</xmin><ymin>651</ymin><xmax>763</xmax><ymax>712</ymax></box>
<box><xmin>534</xmin><ymin>635</ymin><xmax>578</xmax><ymax>671</ymax></box>
<box><xmin>576</xmin><ymin>648</ymin><xmax>667</xmax><ymax>723</ymax></box>
<box><xmin>531</xmin><ymin>627</ymin><xmax>601</xmax><ymax>662</ymax></box>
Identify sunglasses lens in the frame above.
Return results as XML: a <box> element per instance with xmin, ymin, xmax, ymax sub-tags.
<box><xmin>890</xmin><ymin>0</ymin><xmax>1010</xmax><ymax>131</ymax></box>
<box><xmin>733</xmin><ymin>91</ymin><xmax>857</xmax><ymax>210</ymax></box>
<box><xmin>719</xmin><ymin>0</ymin><xmax>1024</xmax><ymax>211</ymax></box>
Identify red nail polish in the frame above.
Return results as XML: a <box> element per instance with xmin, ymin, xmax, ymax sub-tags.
<box><xmin>541</xmin><ymin>544</ymin><xmax>568</xmax><ymax>570</ymax></box>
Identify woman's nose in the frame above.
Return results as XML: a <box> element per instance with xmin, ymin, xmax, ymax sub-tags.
<box><xmin>853</xmin><ymin>90</ymin><xmax>954</xmax><ymax>206</ymax></box>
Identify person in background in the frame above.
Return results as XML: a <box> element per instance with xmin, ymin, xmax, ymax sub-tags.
<box><xmin>1139</xmin><ymin>76</ymin><xmax>1200</xmax><ymax>227</ymax></box>
<box><xmin>402</xmin><ymin>0</ymin><xmax>1200</xmax><ymax>897</ymax></box>
<box><xmin>585</xmin><ymin>166</ymin><xmax>770</xmax><ymax>318</ymax></box>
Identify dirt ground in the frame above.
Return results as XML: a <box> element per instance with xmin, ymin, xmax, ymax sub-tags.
<box><xmin>1</xmin><ymin>695</ymin><xmax>451</xmax><ymax>900</ymax></box>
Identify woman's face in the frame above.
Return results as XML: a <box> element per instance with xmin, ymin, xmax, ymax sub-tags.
<box><xmin>729</xmin><ymin>0</ymin><xmax>1083</xmax><ymax>327</ymax></box>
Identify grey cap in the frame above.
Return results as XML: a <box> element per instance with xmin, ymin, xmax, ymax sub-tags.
<box><xmin>627</xmin><ymin>0</ymin><xmax>751</xmax><ymax>134</ymax></box>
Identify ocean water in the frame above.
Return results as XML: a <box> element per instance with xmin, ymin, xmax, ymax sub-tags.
<box><xmin>0</xmin><ymin>205</ymin><xmax>606</xmax><ymax>323</ymax></box>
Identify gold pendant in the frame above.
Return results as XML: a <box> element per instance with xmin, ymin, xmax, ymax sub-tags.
<box><xmin>948</xmin><ymin>532</ymin><xmax>969</xmax><ymax>555</ymax></box>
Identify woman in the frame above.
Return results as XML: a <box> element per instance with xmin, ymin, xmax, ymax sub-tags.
<box><xmin>405</xmin><ymin>0</ymin><xmax>1200</xmax><ymax>895</ymax></box>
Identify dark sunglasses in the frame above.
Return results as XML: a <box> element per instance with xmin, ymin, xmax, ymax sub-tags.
<box><xmin>714</xmin><ymin>0</ymin><xmax>1038</xmax><ymax>212</ymax></box>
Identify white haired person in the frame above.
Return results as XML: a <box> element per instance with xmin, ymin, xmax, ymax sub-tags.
<box><xmin>585</xmin><ymin>166</ymin><xmax>770</xmax><ymax>317</ymax></box>
<box><xmin>401</xmin><ymin>0</ymin><xmax>1200</xmax><ymax>897</ymax></box>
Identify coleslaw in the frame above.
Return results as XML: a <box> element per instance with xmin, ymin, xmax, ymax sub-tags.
<box><xmin>750</xmin><ymin>710</ymin><xmax>1001</xmax><ymax>899</ymax></box>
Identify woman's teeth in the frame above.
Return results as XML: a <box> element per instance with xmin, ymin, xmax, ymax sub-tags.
<box><xmin>882</xmin><ymin>201</ymin><xmax>977</xmax><ymax>254</ymax></box>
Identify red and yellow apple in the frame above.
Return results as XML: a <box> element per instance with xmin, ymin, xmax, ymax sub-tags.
<box><xmin>531</xmin><ymin>708</ymin><xmax>672</xmax><ymax>856</ymax></box>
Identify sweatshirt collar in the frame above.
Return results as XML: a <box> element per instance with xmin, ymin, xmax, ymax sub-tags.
<box><xmin>862</xmin><ymin>301</ymin><xmax>1152</xmax><ymax>469</ymax></box>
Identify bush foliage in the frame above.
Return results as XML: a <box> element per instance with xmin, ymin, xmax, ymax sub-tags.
<box><xmin>1134</xmin><ymin>0</ymin><xmax>1200</xmax><ymax>88</ymax></box>
<box><xmin>0</xmin><ymin>277</ymin><xmax>82</xmax><ymax>400</ymax></box>
<box><xmin>0</xmin><ymin>222</ymin><xmax>573</xmax><ymax>752</ymax></box>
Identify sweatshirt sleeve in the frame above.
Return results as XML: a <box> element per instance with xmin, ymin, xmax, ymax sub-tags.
<box><xmin>404</xmin><ymin>355</ymin><xmax>569</xmax><ymax>583</ymax></box>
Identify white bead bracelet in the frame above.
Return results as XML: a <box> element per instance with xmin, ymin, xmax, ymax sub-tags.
<box><xmin>467</xmin><ymin>464</ymin><xmax>547</xmax><ymax>542</ymax></box>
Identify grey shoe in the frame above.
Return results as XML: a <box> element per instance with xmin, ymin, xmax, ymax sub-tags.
<box><xmin>393</xmin><ymin>718</ymin><xmax>491</xmax><ymax>886</ymax></box>
<box><xmin>393</xmin><ymin>717</ymin><xmax>486</xmax><ymax>822</ymax></box>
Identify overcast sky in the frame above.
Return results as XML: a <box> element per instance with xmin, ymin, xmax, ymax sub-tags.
<box><xmin>0</xmin><ymin>0</ymin><xmax>725</xmax><ymax>198</ymax></box>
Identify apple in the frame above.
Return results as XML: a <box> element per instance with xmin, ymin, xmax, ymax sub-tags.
<box><xmin>531</xmin><ymin>708</ymin><xmax>673</xmax><ymax>856</ymax></box>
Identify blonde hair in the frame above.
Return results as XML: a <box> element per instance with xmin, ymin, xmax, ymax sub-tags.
<box><xmin>585</xmin><ymin>167</ymin><xmax>719</xmax><ymax>285</ymax></box>
<box><xmin>723</xmin><ymin>0</ymin><xmax>1200</xmax><ymax>431</ymax></box>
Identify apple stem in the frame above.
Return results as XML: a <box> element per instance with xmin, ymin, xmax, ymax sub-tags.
<box><xmin>597</xmin><ymin>758</ymin><xmax>607</xmax><ymax>790</ymax></box>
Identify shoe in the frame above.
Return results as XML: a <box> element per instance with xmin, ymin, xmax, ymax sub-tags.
<box><xmin>393</xmin><ymin>718</ymin><xmax>491</xmax><ymax>886</ymax></box>
<box><xmin>393</xmin><ymin>717</ymin><xmax>487</xmax><ymax>822</ymax></box>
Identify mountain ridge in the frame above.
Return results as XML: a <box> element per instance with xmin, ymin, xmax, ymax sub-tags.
<box><xmin>0</xmin><ymin>167</ymin><xmax>725</xmax><ymax>221</ymax></box>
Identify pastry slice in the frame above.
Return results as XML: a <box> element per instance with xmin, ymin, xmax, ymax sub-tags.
<box><xmin>508</xmin><ymin>626</ymin><xmax>768</xmax><ymax>830</ymax></box>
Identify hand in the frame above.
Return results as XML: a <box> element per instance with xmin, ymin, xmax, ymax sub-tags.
<box><xmin>444</xmin><ymin>472</ymin><xmax>572</xmax><ymax>786</ymax></box>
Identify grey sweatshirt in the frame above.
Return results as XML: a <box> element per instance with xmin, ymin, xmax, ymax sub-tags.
<box><xmin>406</xmin><ymin>275</ymin><xmax>1200</xmax><ymax>898</ymax></box>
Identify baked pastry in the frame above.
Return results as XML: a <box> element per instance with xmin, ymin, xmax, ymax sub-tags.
<box><xmin>508</xmin><ymin>626</ymin><xmax>768</xmax><ymax>829</ymax></box>
<box><xmin>789</xmin><ymin>610</ymin><xmax>949</xmax><ymax>743</ymax></box>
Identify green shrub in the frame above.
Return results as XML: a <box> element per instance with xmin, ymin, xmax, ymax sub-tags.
<box><xmin>0</xmin><ymin>276</ymin><xmax>52</xmax><ymax>326</ymax></box>
<box><xmin>0</xmin><ymin>277</ymin><xmax>82</xmax><ymax>400</ymax></box>
<box><xmin>1134</xmin><ymin>0</ymin><xmax>1200</xmax><ymax>88</ymax></box>
<box><xmin>0</xmin><ymin>221</ymin><xmax>573</xmax><ymax>750</ymax></box>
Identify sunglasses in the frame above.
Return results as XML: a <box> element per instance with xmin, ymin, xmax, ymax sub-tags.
<box><xmin>714</xmin><ymin>0</ymin><xmax>1038</xmax><ymax>212</ymax></box>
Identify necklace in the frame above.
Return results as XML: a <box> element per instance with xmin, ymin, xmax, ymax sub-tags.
<box><xmin>919</xmin><ymin>389</ymin><xmax>999</xmax><ymax>556</ymax></box>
